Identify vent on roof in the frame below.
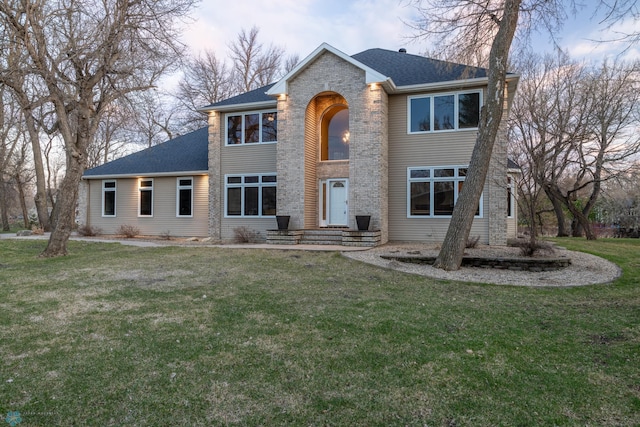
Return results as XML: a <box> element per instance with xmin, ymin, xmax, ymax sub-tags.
<box><xmin>399</xmin><ymin>48</ymin><xmax>407</xmax><ymax>53</ymax></box>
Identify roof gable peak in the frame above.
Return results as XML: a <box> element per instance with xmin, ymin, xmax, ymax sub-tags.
<box><xmin>266</xmin><ymin>42</ymin><xmax>390</xmax><ymax>96</ymax></box>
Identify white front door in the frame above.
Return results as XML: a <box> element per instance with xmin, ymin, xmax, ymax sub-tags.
<box><xmin>328</xmin><ymin>179</ymin><xmax>348</xmax><ymax>226</ymax></box>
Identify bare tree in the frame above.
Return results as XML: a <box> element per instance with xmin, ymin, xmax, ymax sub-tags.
<box><xmin>0</xmin><ymin>86</ymin><xmax>22</xmax><ymax>230</ymax></box>
<box><xmin>544</xmin><ymin>59</ymin><xmax>640</xmax><ymax>239</ymax></box>
<box><xmin>509</xmin><ymin>51</ymin><xmax>591</xmax><ymax>237</ymax></box>
<box><xmin>409</xmin><ymin>0</ymin><xmax>573</xmax><ymax>270</ymax></box>
<box><xmin>0</xmin><ymin>20</ymin><xmax>52</xmax><ymax>231</ymax></box>
<box><xmin>127</xmin><ymin>90</ymin><xmax>176</xmax><ymax>148</ymax></box>
<box><xmin>172</xmin><ymin>27</ymin><xmax>297</xmax><ymax>133</ymax></box>
<box><xmin>174</xmin><ymin>49</ymin><xmax>233</xmax><ymax>132</ymax></box>
<box><xmin>597</xmin><ymin>0</ymin><xmax>640</xmax><ymax>49</ymax></box>
<box><xmin>229</xmin><ymin>26</ymin><xmax>287</xmax><ymax>93</ymax></box>
<box><xmin>10</xmin><ymin>140</ymin><xmax>35</xmax><ymax>229</ymax></box>
<box><xmin>0</xmin><ymin>0</ymin><xmax>196</xmax><ymax>257</ymax></box>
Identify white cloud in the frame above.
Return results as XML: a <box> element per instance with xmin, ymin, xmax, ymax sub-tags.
<box><xmin>181</xmin><ymin>0</ymin><xmax>426</xmax><ymax>61</ymax></box>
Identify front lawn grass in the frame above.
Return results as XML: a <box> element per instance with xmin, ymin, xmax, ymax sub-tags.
<box><xmin>0</xmin><ymin>238</ymin><xmax>638</xmax><ymax>426</ymax></box>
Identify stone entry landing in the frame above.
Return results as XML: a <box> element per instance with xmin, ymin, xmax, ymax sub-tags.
<box><xmin>266</xmin><ymin>229</ymin><xmax>381</xmax><ymax>247</ymax></box>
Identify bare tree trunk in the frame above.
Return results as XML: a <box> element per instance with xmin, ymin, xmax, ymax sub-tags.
<box><xmin>14</xmin><ymin>173</ymin><xmax>29</xmax><ymax>229</ymax></box>
<box><xmin>434</xmin><ymin>0</ymin><xmax>521</xmax><ymax>271</ymax></box>
<box><xmin>41</xmin><ymin>116</ymin><xmax>91</xmax><ymax>257</ymax></box>
<box><xmin>23</xmin><ymin>108</ymin><xmax>51</xmax><ymax>231</ymax></box>
<box><xmin>546</xmin><ymin>190</ymin><xmax>569</xmax><ymax>236</ymax></box>
<box><xmin>41</xmin><ymin>166</ymin><xmax>80</xmax><ymax>257</ymax></box>
<box><xmin>0</xmin><ymin>180</ymin><xmax>9</xmax><ymax>231</ymax></box>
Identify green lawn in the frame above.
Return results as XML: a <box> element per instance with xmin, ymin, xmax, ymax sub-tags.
<box><xmin>0</xmin><ymin>238</ymin><xmax>638</xmax><ymax>426</ymax></box>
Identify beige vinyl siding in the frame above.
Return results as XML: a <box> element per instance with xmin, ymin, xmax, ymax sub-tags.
<box><xmin>219</xmin><ymin>143</ymin><xmax>278</xmax><ymax>240</ymax></box>
<box><xmin>86</xmin><ymin>175</ymin><xmax>209</xmax><ymax>237</ymax></box>
<box><xmin>387</xmin><ymin>90</ymin><xmax>491</xmax><ymax>243</ymax></box>
<box><xmin>220</xmin><ymin>143</ymin><xmax>277</xmax><ymax>173</ymax></box>
<box><xmin>507</xmin><ymin>216</ymin><xmax>517</xmax><ymax>238</ymax></box>
<box><xmin>304</xmin><ymin>100</ymin><xmax>318</xmax><ymax>228</ymax></box>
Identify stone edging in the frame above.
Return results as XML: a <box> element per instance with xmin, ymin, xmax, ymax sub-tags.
<box><xmin>381</xmin><ymin>254</ymin><xmax>571</xmax><ymax>272</ymax></box>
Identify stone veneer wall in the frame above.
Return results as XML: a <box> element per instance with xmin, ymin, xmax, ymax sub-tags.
<box><xmin>278</xmin><ymin>51</ymin><xmax>389</xmax><ymax>243</ymax></box>
<box><xmin>487</xmin><ymin>84</ymin><xmax>510</xmax><ymax>246</ymax></box>
<box><xmin>207</xmin><ymin>111</ymin><xmax>222</xmax><ymax>240</ymax></box>
<box><xmin>76</xmin><ymin>179</ymin><xmax>89</xmax><ymax>226</ymax></box>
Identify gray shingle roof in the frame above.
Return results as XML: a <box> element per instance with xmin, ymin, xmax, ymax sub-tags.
<box><xmin>83</xmin><ymin>127</ymin><xmax>208</xmax><ymax>178</ymax></box>
<box><xmin>203</xmin><ymin>48</ymin><xmax>491</xmax><ymax>110</ymax></box>
<box><xmin>352</xmin><ymin>48</ymin><xmax>488</xmax><ymax>86</ymax></box>
<box><xmin>201</xmin><ymin>83</ymin><xmax>276</xmax><ymax>110</ymax></box>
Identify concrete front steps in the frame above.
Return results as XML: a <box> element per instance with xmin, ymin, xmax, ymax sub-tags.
<box><xmin>266</xmin><ymin>229</ymin><xmax>381</xmax><ymax>247</ymax></box>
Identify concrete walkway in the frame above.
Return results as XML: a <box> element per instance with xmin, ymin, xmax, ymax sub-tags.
<box><xmin>0</xmin><ymin>232</ymin><xmax>370</xmax><ymax>252</ymax></box>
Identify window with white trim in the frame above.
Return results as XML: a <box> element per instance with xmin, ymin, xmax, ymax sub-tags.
<box><xmin>138</xmin><ymin>179</ymin><xmax>153</xmax><ymax>217</ymax></box>
<box><xmin>408</xmin><ymin>166</ymin><xmax>482</xmax><ymax>217</ymax></box>
<box><xmin>177</xmin><ymin>177</ymin><xmax>193</xmax><ymax>217</ymax></box>
<box><xmin>408</xmin><ymin>90</ymin><xmax>481</xmax><ymax>133</ymax></box>
<box><xmin>225</xmin><ymin>174</ymin><xmax>277</xmax><ymax>217</ymax></box>
<box><xmin>226</xmin><ymin>111</ymin><xmax>277</xmax><ymax>145</ymax></box>
<box><xmin>102</xmin><ymin>180</ymin><xmax>116</xmax><ymax>217</ymax></box>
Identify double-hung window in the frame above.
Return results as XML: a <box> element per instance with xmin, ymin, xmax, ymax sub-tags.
<box><xmin>139</xmin><ymin>179</ymin><xmax>153</xmax><ymax>217</ymax></box>
<box><xmin>225</xmin><ymin>174</ymin><xmax>277</xmax><ymax>217</ymax></box>
<box><xmin>408</xmin><ymin>90</ymin><xmax>481</xmax><ymax>133</ymax></box>
<box><xmin>408</xmin><ymin>166</ymin><xmax>482</xmax><ymax>217</ymax></box>
<box><xmin>226</xmin><ymin>111</ymin><xmax>277</xmax><ymax>145</ymax></box>
<box><xmin>102</xmin><ymin>180</ymin><xmax>116</xmax><ymax>217</ymax></box>
<box><xmin>177</xmin><ymin>177</ymin><xmax>193</xmax><ymax>217</ymax></box>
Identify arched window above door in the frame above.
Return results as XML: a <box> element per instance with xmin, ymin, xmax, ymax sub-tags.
<box><xmin>321</xmin><ymin>106</ymin><xmax>349</xmax><ymax>161</ymax></box>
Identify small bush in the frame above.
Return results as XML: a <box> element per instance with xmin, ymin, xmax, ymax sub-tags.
<box><xmin>233</xmin><ymin>226</ymin><xmax>259</xmax><ymax>243</ymax></box>
<box><xmin>117</xmin><ymin>224</ymin><xmax>140</xmax><ymax>238</ymax></box>
<box><xmin>160</xmin><ymin>230</ymin><xmax>172</xmax><ymax>241</ymax></box>
<box><xmin>516</xmin><ymin>239</ymin><xmax>556</xmax><ymax>257</ymax></box>
<box><xmin>466</xmin><ymin>235</ymin><xmax>480</xmax><ymax>249</ymax></box>
<box><xmin>77</xmin><ymin>224</ymin><xmax>102</xmax><ymax>237</ymax></box>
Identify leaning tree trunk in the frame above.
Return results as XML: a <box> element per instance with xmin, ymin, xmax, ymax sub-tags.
<box><xmin>40</xmin><ymin>106</ymin><xmax>92</xmax><ymax>257</ymax></box>
<box><xmin>40</xmin><ymin>152</ymin><xmax>83</xmax><ymax>257</ymax></box>
<box><xmin>434</xmin><ymin>0</ymin><xmax>522</xmax><ymax>271</ymax></box>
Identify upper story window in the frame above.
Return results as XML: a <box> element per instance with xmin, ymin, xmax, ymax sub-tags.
<box><xmin>226</xmin><ymin>111</ymin><xmax>277</xmax><ymax>145</ymax></box>
<box><xmin>408</xmin><ymin>90</ymin><xmax>481</xmax><ymax>133</ymax></box>
<box><xmin>102</xmin><ymin>180</ymin><xmax>116</xmax><ymax>217</ymax></box>
<box><xmin>321</xmin><ymin>106</ymin><xmax>349</xmax><ymax>161</ymax></box>
<box><xmin>408</xmin><ymin>166</ymin><xmax>482</xmax><ymax>218</ymax></box>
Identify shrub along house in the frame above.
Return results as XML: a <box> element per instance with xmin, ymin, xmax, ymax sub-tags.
<box><xmin>80</xmin><ymin>43</ymin><xmax>519</xmax><ymax>246</ymax></box>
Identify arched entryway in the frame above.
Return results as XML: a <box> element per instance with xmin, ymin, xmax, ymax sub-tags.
<box><xmin>303</xmin><ymin>93</ymin><xmax>350</xmax><ymax>228</ymax></box>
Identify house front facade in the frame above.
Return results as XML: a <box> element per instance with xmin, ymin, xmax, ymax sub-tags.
<box><xmin>80</xmin><ymin>43</ymin><xmax>519</xmax><ymax>246</ymax></box>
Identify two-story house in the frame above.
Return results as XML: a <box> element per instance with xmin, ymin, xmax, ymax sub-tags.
<box><xmin>80</xmin><ymin>43</ymin><xmax>519</xmax><ymax>246</ymax></box>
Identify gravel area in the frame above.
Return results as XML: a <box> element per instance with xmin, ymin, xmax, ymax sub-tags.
<box><xmin>343</xmin><ymin>243</ymin><xmax>622</xmax><ymax>287</ymax></box>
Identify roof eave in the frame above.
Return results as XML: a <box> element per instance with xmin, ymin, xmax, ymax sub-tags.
<box><xmin>389</xmin><ymin>73</ymin><xmax>519</xmax><ymax>94</ymax></box>
<box><xmin>83</xmin><ymin>170</ymin><xmax>209</xmax><ymax>180</ymax></box>
<box><xmin>198</xmin><ymin>100</ymin><xmax>277</xmax><ymax>113</ymax></box>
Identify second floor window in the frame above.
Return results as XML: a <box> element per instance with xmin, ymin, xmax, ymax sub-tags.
<box><xmin>408</xmin><ymin>91</ymin><xmax>481</xmax><ymax>133</ymax></box>
<box><xmin>226</xmin><ymin>111</ymin><xmax>277</xmax><ymax>145</ymax></box>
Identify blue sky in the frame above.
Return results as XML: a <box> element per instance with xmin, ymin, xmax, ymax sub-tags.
<box><xmin>182</xmin><ymin>1</ymin><xmax>638</xmax><ymax>63</ymax></box>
